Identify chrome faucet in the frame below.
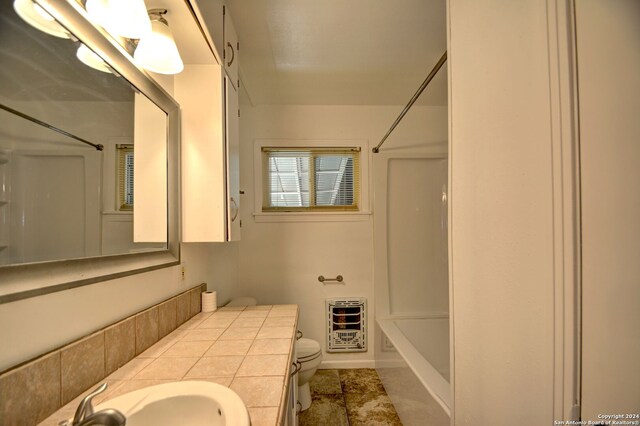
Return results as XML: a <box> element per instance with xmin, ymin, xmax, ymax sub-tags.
<box><xmin>67</xmin><ymin>383</ymin><xmax>126</xmax><ymax>426</ymax></box>
<box><xmin>72</xmin><ymin>408</ymin><xmax>126</xmax><ymax>426</ymax></box>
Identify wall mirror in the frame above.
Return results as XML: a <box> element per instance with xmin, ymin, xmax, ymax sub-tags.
<box><xmin>0</xmin><ymin>0</ymin><xmax>180</xmax><ymax>302</ymax></box>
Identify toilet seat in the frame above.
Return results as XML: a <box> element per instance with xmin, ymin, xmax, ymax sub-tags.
<box><xmin>296</xmin><ymin>338</ymin><xmax>321</xmax><ymax>367</ymax></box>
<box><xmin>297</xmin><ymin>338</ymin><xmax>321</xmax><ymax>358</ymax></box>
<box><xmin>299</xmin><ymin>351</ymin><xmax>322</xmax><ymax>364</ymax></box>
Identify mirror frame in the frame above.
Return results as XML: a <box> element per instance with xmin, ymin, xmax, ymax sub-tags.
<box><xmin>0</xmin><ymin>0</ymin><xmax>180</xmax><ymax>304</ymax></box>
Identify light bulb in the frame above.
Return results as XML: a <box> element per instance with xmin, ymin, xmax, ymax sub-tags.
<box><xmin>85</xmin><ymin>0</ymin><xmax>108</xmax><ymax>22</ymax></box>
<box><xmin>33</xmin><ymin>3</ymin><xmax>54</xmax><ymax>21</ymax></box>
<box><xmin>13</xmin><ymin>0</ymin><xmax>70</xmax><ymax>39</ymax></box>
<box><xmin>85</xmin><ymin>0</ymin><xmax>151</xmax><ymax>39</ymax></box>
<box><xmin>76</xmin><ymin>43</ymin><xmax>111</xmax><ymax>73</ymax></box>
<box><xmin>134</xmin><ymin>17</ymin><xmax>183</xmax><ymax>75</ymax></box>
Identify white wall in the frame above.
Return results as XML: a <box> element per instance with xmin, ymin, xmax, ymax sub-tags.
<box><xmin>448</xmin><ymin>1</ymin><xmax>560</xmax><ymax>424</ymax></box>
<box><xmin>0</xmin><ymin>242</ymin><xmax>238</xmax><ymax>371</ymax></box>
<box><xmin>238</xmin><ymin>104</ymin><xmax>447</xmax><ymax>367</ymax></box>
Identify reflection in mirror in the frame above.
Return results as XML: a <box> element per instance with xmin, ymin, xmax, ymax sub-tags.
<box><xmin>0</xmin><ymin>0</ymin><xmax>168</xmax><ymax>267</ymax></box>
<box><xmin>133</xmin><ymin>93</ymin><xmax>167</xmax><ymax>244</ymax></box>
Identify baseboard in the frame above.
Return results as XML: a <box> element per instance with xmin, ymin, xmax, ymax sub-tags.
<box><xmin>319</xmin><ymin>359</ymin><xmax>376</xmax><ymax>369</ymax></box>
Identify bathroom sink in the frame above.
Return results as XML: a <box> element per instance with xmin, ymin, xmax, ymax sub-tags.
<box><xmin>94</xmin><ymin>381</ymin><xmax>250</xmax><ymax>426</ymax></box>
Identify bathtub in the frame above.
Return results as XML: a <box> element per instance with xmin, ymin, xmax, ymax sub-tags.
<box><xmin>377</xmin><ymin>317</ymin><xmax>451</xmax><ymax>419</ymax></box>
<box><xmin>373</xmin><ymin>153</ymin><xmax>451</xmax><ymax>424</ymax></box>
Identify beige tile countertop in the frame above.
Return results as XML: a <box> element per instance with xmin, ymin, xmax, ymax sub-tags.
<box><xmin>38</xmin><ymin>304</ymin><xmax>299</xmax><ymax>426</ymax></box>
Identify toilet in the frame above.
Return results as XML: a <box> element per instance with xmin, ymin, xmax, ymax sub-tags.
<box><xmin>226</xmin><ymin>298</ymin><xmax>322</xmax><ymax>412</ymax></box>
<box><xmin>296</xmin><ymin>337</ymin><xmax>322</xmax><ymax>411</ymax></box>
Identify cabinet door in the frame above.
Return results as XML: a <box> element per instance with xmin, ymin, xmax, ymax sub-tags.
<box><xmin>225</xmin><ymin>76</ymin><xmax>240</xmax><ymax>241</ymax></box>
<box><xmin>191</xmin><ymin>0</ymin><xmax>224</xmax><ymax>64</ymax></box>
<box><xmin>176</xmin><ymin>65</ymin><xmax>226</xmax><ymax>242</ymax></box>
<box><xmin>223</xmin><ymin>6</ymin><xmax>239</xmax><ymax>90</ymax></box>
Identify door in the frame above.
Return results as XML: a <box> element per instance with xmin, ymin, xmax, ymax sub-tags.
<box><xmin>223</xmin><ymin>6</ymin><xmax>239</xmax><ymax>90</ymax></box>
<box><xmin>576</xmin><ymin>0</ymin><xmax>640</xmax><ymax>420</ymax></box>
<box><xmin>191</xmin><ymin>0</ymin><xmax>224</xmax><ymax>64</ymax></box>
<box><xmin>225</xmin><ymin>76</ymin><xmax>240</xmax><ymax>241</ymax></box>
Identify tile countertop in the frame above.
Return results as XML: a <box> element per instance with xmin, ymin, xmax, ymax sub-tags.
<box><xmin>38</xmin><ymin>304</ymin><xmax>299</xmax><ymax>426</ymax></box>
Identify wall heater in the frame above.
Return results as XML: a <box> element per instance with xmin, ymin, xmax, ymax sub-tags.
<box><xmin>326</xmin><ymin>297</ymin><xmax>367</xmax><ymax>352</ymax></box>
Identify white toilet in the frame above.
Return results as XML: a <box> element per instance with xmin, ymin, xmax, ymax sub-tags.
<box><xmin>296</xmin><ymin>337</ymin><xmax>322</xmax><ymax>411</ymax></box>
<box><xmin>226</xmin><ymin>297</ymin><xmax>322</xmax><ymax>411</ymax></box>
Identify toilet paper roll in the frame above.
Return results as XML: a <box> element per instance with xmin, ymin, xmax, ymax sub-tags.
<box><xmin>201</xmin><ymin>291</ymin><xmax>217</xmax><ymax>313</ymax></box>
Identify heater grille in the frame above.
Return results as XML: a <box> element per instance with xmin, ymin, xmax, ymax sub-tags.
<box><xmin>326</xmin><ymin>297</ymin><xmax>367</xmax><ymax>352</ymax></box>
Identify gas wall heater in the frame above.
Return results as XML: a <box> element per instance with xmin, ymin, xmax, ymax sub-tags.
<box><xmin>326</xmin><ymin>297</ymin><xmax>367</xmax><ymax>352</ymax></box>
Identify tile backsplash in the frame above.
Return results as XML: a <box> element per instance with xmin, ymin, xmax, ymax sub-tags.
<box><xmin>60</xmin><ymin>333</ymin><xmax>105</xmax><ymax>405</ymax></box>
<box><xmin>104</xmin><ymin>317</ymin><xmax>136</xmax><ymax>376</ymax></box>
<box><xmin>0</xmin><ymin>283</ymin><xmax>206</xmax><ymax>425</ymax></box>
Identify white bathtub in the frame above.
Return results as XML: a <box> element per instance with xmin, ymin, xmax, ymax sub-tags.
<box><xmin>373</xmin><ymin>154</ymin><xmax>451</xmax><ymax>424</ymax></box>
<box><xmin>377</xmin><ymin>317</ymin><xmax>451</xmax><ymax>418</ymax></box>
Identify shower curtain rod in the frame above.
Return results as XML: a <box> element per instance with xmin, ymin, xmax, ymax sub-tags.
<box><xmin>372</xmin><ymin>51</ymin><xmax>447</xmax><ymax>153</ymax></box>
<box><xmin>0</xmin><ymin>103</ymin><xmax>104</xmax><ymax>151</ymax></box>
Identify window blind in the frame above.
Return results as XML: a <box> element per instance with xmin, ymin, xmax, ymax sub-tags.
<box><xmin>262</xmin><ymin>147</ymin><xmax>360</xmax><ymax>211</ymax></box>
<box><xmin>117</xmin><ymin>145</ymin><xmax>134</xmax><ymax>210</ymax></box>
<box><xmin>124</xmin><ymin>152</ymin><xmax>134</xmax><ymax>205</ymax></box>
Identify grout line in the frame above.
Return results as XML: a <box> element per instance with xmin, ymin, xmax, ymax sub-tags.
<box><xmin>101</xmin><ymin>331</ymin><xmax>106</xmax><ymax>385</ymax></box>
<box><xmin>338</xmin><ymin>369</ymin><xmax>352</xmax><ymax>426</ymax></box>
<box><xmin>58</xmin><ymin>351</ymin><xmax>63</xmax><ymax>409</ymax></box>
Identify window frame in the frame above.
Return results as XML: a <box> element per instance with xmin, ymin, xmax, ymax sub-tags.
<box><xmin>253</xmin><ymin>139</ymin><xmax>371</xmax><ymax>222</ymax></box>
<box><xmin>262</xmin><ymin>147</ymin><xmax>360</xmax><ymax>212</ymax></box>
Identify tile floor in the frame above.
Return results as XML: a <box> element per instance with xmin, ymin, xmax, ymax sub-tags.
<box><xmin>299</xmin><ymin>369</ymin><xmax>402</xmax><ymax>426</ymax></box>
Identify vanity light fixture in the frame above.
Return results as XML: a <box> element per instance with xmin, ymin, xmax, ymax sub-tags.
<box><xmin>85</xmin><ymin>0</ymin><xmax>151</xmax><ymax>39</ymax></box>
<box><xmin>133</xmin><ymin>9</ymin><xmax>184</xmax><ymax>75</ymax></box>
<box><xmin>13</xmin><ymin>0</ymin><xmax>71</xmax><ymax>39</ymax></box>
<box><xmin>76</xmin><ymin>43</ymin><xmax>111</xmax><ymax>73</ymax></box>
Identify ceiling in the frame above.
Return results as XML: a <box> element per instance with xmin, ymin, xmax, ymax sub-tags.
<box><xmin>226</xmin><ymin>0</ymin><xmax>447</xmax><ymax>106</ymax></box>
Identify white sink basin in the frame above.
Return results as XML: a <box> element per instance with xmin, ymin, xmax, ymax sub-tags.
<box><xmin>94</xmin><ymin>381</ymin><xmax>250</xmax><ymax>426</ymax></box>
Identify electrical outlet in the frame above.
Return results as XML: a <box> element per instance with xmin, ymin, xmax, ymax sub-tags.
<box><xmin>181</xmin><ymin>266</ymin><xmax>186</xmax><ymax>281</ymax></box>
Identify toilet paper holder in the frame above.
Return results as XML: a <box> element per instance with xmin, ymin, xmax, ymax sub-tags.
<box><xmin>318</xmin><ymin>275</ymin><xmax>343</xmax><ymax>283</ymax></box>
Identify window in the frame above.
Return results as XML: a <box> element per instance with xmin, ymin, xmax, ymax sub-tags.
<box><xmin>117</xmin><ymin>144</ymin><xmax>134</xmax><ymax>210</ymax></box>
<box><xmin>262</xmin><ymin>147</ymin><xmax>360</xmax><ymax>211</ymax></box>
